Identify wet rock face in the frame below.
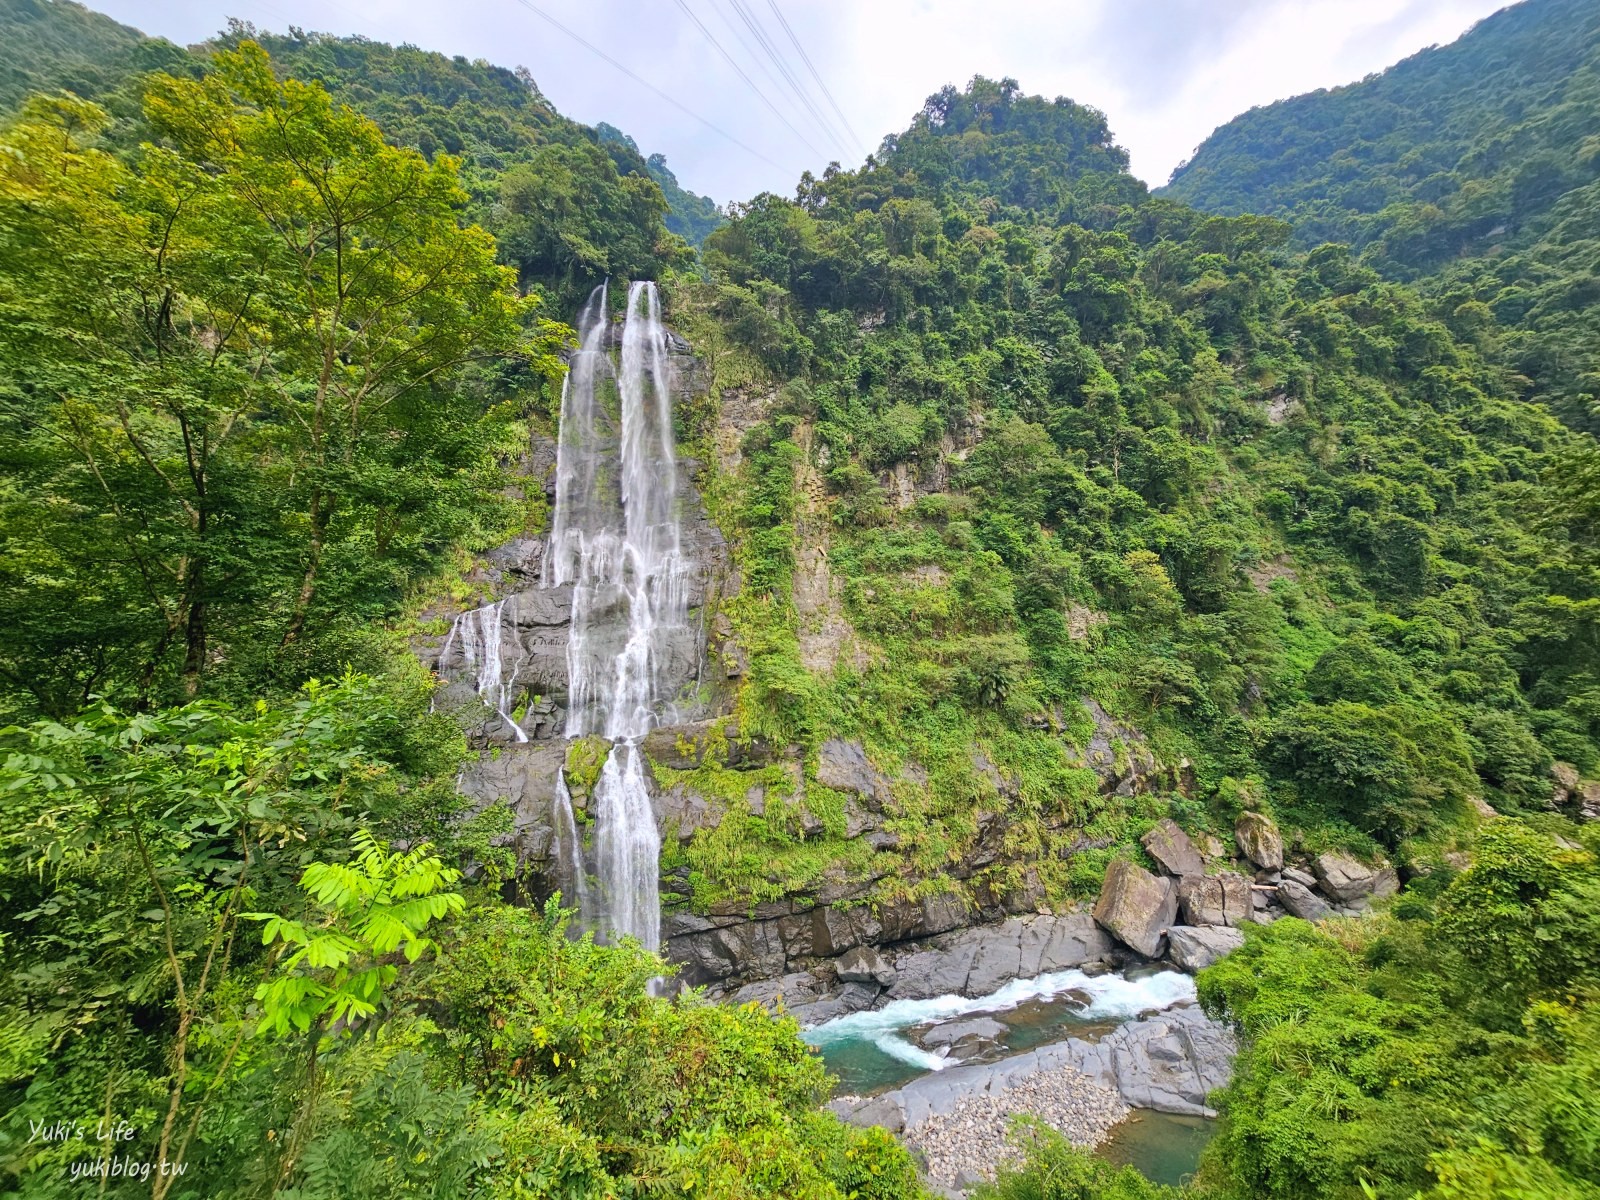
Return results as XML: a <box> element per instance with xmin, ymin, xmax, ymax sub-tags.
<box><xmin>692</xmin><ymin>913</ymin><xmax>1115</xmax><ymax>1026</ymax></box>
<box><xmin>455</xmin><ymin>742</ymin><xmax>569</xmax><ymax>894</ymax></box>
<box><xmin>1092</xmin><ymin>860</ymin><xmax>1178</xmax><ymax>959</ymax></box>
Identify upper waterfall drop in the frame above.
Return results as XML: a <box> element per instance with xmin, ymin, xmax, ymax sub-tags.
<box><xmin>546</xmin><ymin>280</ymin><xmax>686</xmax><ymax>951</ymax></box>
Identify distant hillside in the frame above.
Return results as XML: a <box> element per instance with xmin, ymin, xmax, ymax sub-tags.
<box><xmin>1163</xmin><ymin>0</ymin><xmax>1600</xmax><ymax>430</ymax></box>
<box><xmin>597</xmin><ymin>121</ymin><xmax>724</xmax><ymax>245</ymax></box>
<box><xmin>0</xmin><ymin>0</ymin><xmax>175</xmax><ymax>111</ymax></box>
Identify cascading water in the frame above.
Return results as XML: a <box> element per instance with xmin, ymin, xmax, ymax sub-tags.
<box><xmin>438</xmin><ymin>598</ymin><xmax>526</xmax><ymax>743</ymax></box>
<box><xmin>546</xmin><ymin>280</ymin><xmax>686</xmax><ymax>951</ymax></box>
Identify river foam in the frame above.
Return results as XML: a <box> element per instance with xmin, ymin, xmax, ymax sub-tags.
<box><xmin>804</xmin><ymin>968</ymin><xmax>1196</xmax><ymax>1071</ymax></box>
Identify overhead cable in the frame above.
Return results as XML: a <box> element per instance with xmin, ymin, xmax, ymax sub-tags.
<box><xmin>724</xmin><ymin>0</ymin><xmax>850</xmax><ymax>155</ymax></box>
<box><xmin>669</xmin><ymin>0</ymin><xmax>826</xmax><ymax>159</ymax></box>
<box><xmin>763</xmin><ymin>0</ymin><xmax>868</xmax><ymax>157</ymax></box>
<box><xmin>504</xmin><ymin>0</ymin><xmax>785</xmax><ymax>169</ymax></box>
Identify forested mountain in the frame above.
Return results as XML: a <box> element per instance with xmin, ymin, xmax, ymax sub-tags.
<box><xmin>1164</xmin><ymin>0</ymin><xmax>1600</xmax><ymax>432</ymax></box>
<box><xmin>596</xmin><ymin>121</ymin><xmax>725</xmax><ymax>245</ymax></box>
<box><xmin>1</xmin><ymin>5</ymin><xmax>1598</xmax><ymax>1200</ymax></box>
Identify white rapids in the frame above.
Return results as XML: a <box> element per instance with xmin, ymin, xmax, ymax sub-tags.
<box><xmin>803</xmin><ymin>969</ymin><xmax>1197</xmax><ymax>1071</ymax></box>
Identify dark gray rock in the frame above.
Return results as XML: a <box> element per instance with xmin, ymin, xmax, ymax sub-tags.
<box><xmin>920</xmin><ymin>1017</ymin><xmax>1008</xmax><ymax>1048</ymax></box>
<box><xmin>1281</xmin><ymin>866</ymin><xmax>1317</xmax><ymax>888</ymax></box>
<box><xmin>1142</xmin><ymin>819</ymin><xmax>1205</xmax><ymax>878</ymax></box>
<box><xmin>1277</xmin><ymin>879</ymin><xmax>1332</xmax><ymax>921</ymax></box>
<box><xmin>1093</xmin><ymin>860</ymin><xmax>1178</xmax><ymax>958</ymax></box>
<box><xmin>836</xmin><ymin>945</ymin><xmax>896</xmax><ymax>987</ymax></box>
<box><xmin>1166</xmin><ymin>925</ymin><xmax>1245</xmax><ymax>973</ymax></box>
<box><xmin>886</xmin><ymin>914</ymin><xmax>1113</xmax><ymax>1001</ymax></box>
<box><xmin>815</xmin><ymin>739</ymin><xmax>890</xmax><ymax>808</ymax></box>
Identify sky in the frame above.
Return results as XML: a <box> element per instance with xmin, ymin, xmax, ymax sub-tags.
<box><xmin>89</xmin><ymin>0</ymin><xmax>1514</xmax><ymax>204</ymax></box>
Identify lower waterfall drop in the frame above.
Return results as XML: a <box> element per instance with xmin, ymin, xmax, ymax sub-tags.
<box><xmin>546</xmin><ymin>280</ymin><xmax>685</xmax><ymax>952</ymax></box>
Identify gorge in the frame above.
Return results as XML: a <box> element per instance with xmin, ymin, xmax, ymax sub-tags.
<box><xmin>4</xmin><ymin>2</ymin><xmax>1600</xmax><ymax>1197</ymax></box>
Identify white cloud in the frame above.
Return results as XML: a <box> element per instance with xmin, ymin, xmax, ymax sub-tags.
<box><xmin>89</xmin><ymin>0</ymin><xmax>1511</xmax><ymax>203</ymax></box>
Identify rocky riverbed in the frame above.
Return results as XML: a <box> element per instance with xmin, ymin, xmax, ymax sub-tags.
<box><xmin>901</xmin><ymin>1065</ymin><xmax>1128</xmax><ymax>1188</ymax></box>
<box><xmin>828</xmin><ymin>999</ymin><xmax>1234</xmax><ymax>1190</ymax></box>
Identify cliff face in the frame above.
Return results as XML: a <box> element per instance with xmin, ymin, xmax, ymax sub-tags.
<box><xmin>423</xmin><ymin>334</ymin><xmax>738</xmax><ymax>900</ymax></box>
<box><xmin>425</xmin><ymin>332</ymin><xmax>1188</xmax><ymax>995</ymax></box>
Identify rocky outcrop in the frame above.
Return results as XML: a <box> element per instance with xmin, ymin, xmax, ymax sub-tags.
<box><xmin>1234</xmin><ymin>812</ymin><xmax>1284</xmax><ymax>870</ymax></box>
<box><xmin>1092</xmin><ymin>861</ymin><xmax>1177</xmax><ymax>958</ymax></box>
<box><xmin>704</xmin><ymin>913</ymin><xmax>1114</xmax><ymax>1025</ymax></box>
<box><xmin>834</xmin><ymin>1002</ymin><xmax>1235</xmax><ymax>1129</ymax></box>
<box><xmin>1166</xmin><ymin>925</ymin><xmax>1245</xmax><ymax>972</ymax></box>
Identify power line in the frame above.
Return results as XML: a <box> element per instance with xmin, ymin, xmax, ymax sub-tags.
<box><xmin>724</xmin><ymin>0</ymin><xmax>850</xmax><ymax>156</ymax></box>
<box><xmin>763</xmin><ymin>0</ymin><xmax>868</xmax><ymax>158</ymax></box>
<box><xmin>503</xmin><ymin>0</ymin><xmax>785</xmax><ymax>170</ymax></box>
<box><xmin>669</xmin><ymin>0</ymin><xmax>826</xmax><ymax>160</ymax></box>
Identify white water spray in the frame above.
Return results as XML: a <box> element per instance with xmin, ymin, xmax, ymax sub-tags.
<box><xmin>547</xmin><ymin>281</ymin><xmax>685</xmax><ymax>951</ymax></box>
<box><xmin>438</xmin><ymin>598</ymin><xmax>527</xmax><ymax>742</ymax></box>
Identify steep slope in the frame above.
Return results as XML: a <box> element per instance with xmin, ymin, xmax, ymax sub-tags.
<box><xmin>663</xmin><ymin>74</ymin><xmax>1598</xmax><ymax>929</ymax></box>
<box><xmin>1163</xmin><ymin>0</ymin><xmax>1600</xmax><ymax>430</ymax></box>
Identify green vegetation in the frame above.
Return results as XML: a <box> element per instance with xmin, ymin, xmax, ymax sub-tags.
<box><xmin>596</xmin><ymin>121</ymin><xmax>725</xmax><ymax>246</ymax></box>
<box><xmin>675</xmin><ymin>73</ymin><xmax>1600</xmax><ymax>917</ymax></box>
<box><xmin>1164</xmin><ymin>0</ymin><xmax>1600</xmax><ymax>433</ymax></box>
<box><xmin>5</xmin><ymin>1</ymin><xmax>1600</xmax><ymax>1196</ymax></box>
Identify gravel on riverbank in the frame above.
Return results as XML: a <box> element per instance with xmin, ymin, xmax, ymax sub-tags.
<box><xmin>898</xmin><ymin>1064</ymin><xmax>1129</xmax><ymax>1187</ymax></box>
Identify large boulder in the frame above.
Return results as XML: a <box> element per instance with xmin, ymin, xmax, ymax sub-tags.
<box><xmin>1141</xmin><ymin>819</ymin><xmax>1205</xmax><ymax>878</ymax></box>
<box><xmin>836</xmin><ymin>945</ymin><xmax>896</xmax><ymax>987</ymax></box>
<box><xmin>1313</xmin><ymin>851</ymin><xmax>1400</xmax><ymax>903</ymax></box>
<box><xmin>886</xmin><ymin>914</ymin><xmax>1112</xmax><ymax>1001</ymax></box>
<box><xmin>1177</xmin><ymin>871</ymin><xmax>1253</xmax><ymax>927</ymax></box>
<box><xmin>1166</xmin><ymin>925</ymin><xmax>1245</xmax><ymax>973</ymax></box>
<box><xmin>1234</xmin><ymin>812</ymin><xmax>1284</xmax><ymax>871</ymax></box>
<box><xmin>1276</xmin><ymin>879</ymin><xmax>1332</xmax><ymax>921</ymax></box>
<box><xmin>1092</xmin><ymin>859</ymin><xmax>1178</xmax><ymax>958</ymax></box>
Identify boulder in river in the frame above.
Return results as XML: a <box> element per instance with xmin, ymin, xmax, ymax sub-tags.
<box><xmin>889</xmin><ymin>912</ymin><xmax>1113</xmax><ymax>1000</ymax></box>
<box><xmin>1093</xmin><ymin>859</ymin><xmax>1177</xmax><ymax>958</ymax></box>
<box><xmin>1166</xmin><ymin>925</ymin><xmax>1245</xmax><ymax>972</ymax></box>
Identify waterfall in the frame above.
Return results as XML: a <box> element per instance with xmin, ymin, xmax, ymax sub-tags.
<box><xmin>438</xmin><ymin>598</ymin><xmax>527</xmax><ymax>743</ymax></box>
<box><xmin>546</xmin><ymin>280</ymin><xmax>685</xmax><ymax>951</ymax></box>
<box><xmin>551</xmin><ymin>772</ymin><xmax>592</xmax><ymax>919</ymax></box>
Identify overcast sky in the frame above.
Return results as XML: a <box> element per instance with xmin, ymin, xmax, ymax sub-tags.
<box><xmin>90</xmin><ymin>0</ymin><xmax>1512</xmax><ymax>204</ymax></box>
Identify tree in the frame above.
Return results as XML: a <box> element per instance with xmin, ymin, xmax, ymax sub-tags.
<box><xmin>0</xmin><ymin>44</ymin><xmax>566</xmax><ymax>715</ymax></box>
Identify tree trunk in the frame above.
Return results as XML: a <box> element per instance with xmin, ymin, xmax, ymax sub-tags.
<box><xmin>280</xmin><ymin>491</ymin><xmax>330</xmax><ymax>647</ymax></box>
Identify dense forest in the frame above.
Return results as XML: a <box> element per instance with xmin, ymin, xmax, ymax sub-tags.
<box><xmin>1</xmin><ymin>0</ymin><xmax>1598</xmax><ymax>1197</ymax></box>
<box><xmin>1164</xmin><ymin>0</ymin><xmax>1600</xmax><ymax>435</ymax></box>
